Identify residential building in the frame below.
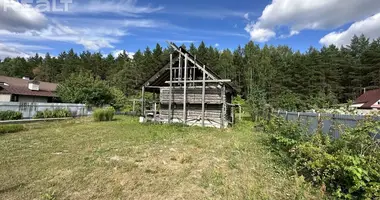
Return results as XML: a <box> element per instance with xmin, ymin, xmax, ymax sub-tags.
<box><xmin>0</xmin><ymin>76</ymin><xmax>58</xmax><ymax>103</ymax></box>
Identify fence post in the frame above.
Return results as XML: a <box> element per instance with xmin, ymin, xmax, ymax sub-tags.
<box><xmin>332</xmin><ymin>114</ymin><xmax>336</xmax><ymax>137</ymax></box>
<box><xmin>297</xmin><ymin>112</ymin><xmax>300</xmax><ymax>121</ymax></box>
<box><xmin>285</xmin><ymin>111</ymin><xmax>288</xmax><ymax>121</ymax></box>
<box><xmin>317</xmin><ymin>113</ymin><xmax>322</xmax><ymax>131</ymax></box>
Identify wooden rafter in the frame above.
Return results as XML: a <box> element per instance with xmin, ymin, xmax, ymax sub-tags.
<box><xmin>166</xmin><ymin>41</ymin><xmax>217</xmax><ymax>80</ymax></box>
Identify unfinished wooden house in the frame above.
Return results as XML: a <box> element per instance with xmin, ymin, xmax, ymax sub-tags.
<box><xmin>141</xmin><ymin>42</ymin><xmax>238</xmax><ymax>128</ymax></box>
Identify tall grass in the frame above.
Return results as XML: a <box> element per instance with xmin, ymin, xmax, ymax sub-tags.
<box><xmin>93</xmin><ymin>107</ymin><xmax>115</xmax><ymax>122</ymax></box>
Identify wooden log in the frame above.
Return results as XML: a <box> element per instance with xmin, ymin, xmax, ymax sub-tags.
<box><xmin>202</xmin><ymin>64</ymin><xmax>206</xmax><ymax>127</ymax></box>
<box><xmin>165</xmin><ymin>80</ymin><xmax>231</xmax><ymax>84</ymax></box>
<box><xmin>141</xmin><ymin>86</ymin><xmax>145</xmax><ymax>117</ymax></box>
<box><xmin>183</xmin><ymin>54</ymin><xmax>188</xmax><ymax>123</ymax></box>
<box><xmin>179</xmin><ymin>49</ymin><xmax>182</xmax><ymax>85</ymax></box>
<box><xmin>221</xmin><ymin>85</ymin><xmax>225</xmax><ymax>128</ymax></box>
<box><xmin>169</xmin><ymin>54</ymin><xmax>173</xmax><ymax>123</ymax></box>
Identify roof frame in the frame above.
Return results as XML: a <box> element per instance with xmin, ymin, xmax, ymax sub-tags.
<box><xmin>167</xmin><ymin>41</ymin><xmax>217</xmax><ymax>80</ymax></box>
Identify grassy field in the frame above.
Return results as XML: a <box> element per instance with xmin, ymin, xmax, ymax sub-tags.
<box><xmin>0</xmin><ymin>117</ymin><xmax>322</xmax><ymax>200</ymax></box>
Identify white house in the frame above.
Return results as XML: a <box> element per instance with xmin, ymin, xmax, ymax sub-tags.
<box><xmin>352</xmin><ymin>89</ymin><xmax>380</xmax><ymax>114</ymax></box>
<box><xmin>0</xmin><ymin>76</ymin><xmax>58</xmax><ymax>103</ymax></box>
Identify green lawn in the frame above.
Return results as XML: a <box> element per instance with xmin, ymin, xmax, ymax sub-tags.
<box><xmin>0</xmin><ymin>117</ymin><xmax>321</xmax><ymax>200</ymax></box>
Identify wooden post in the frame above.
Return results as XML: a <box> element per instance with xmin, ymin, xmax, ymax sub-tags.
<box><xmin>183</xmin><ymin>54</ymin><xmax>188</xmax><ymax>124</ymax></box>
<box><xmin>239</xmin><ymin>105</ymin><xmax>242</xmax><ymax>121</ymax></box>
<box><xmin>201</xmin><ymin>64</ymin><xmax>206</xmax><ymax>127</ymax></box>
<box><xmin>179</xmin><ymin>50</ymin><xmax>182</xmax><ymax>86</ymax></box>
<box><xmin>193</xmin><ymin>55</ymin><xmax>197</xmax><ymax>87</ymax></box>
<box><xmin>141</xmin><ymin>86</ymin><xmax>145</xmax><ymax>117</ymax></box>
<box><xmin>153</xmin><ymin>102</ymin><xmax>157</xmax><ymax>122</ymax></box>
<box><xmin>169</xmin><ymin>54</ymin><xmax>173</xmax><ymax>123</ymax></box>
<box><xmin>132</xmin><ymin>100</ymin><xmax>136</xmax><ymax>112</ymax></box>
<box><xmin>231</xmin><ymin>107</ymin><xmax>235</xmax><ymax>124</ymax></box>
<box><xmin>285</xmin><ymin>111</ymin><xmax>288</xmax><ymax>121</ymax></box>
<box><xmin>221</xmin><ymin>85</ymin><xmax>226</xmax><ymax>128</ymax></box>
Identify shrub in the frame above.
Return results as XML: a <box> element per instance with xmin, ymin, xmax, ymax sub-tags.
<box><xmin>264</xmin><ymin>115</ymin><xmax>380</xmax><ymax>199</ymax></box>
<box><xmin>0</xmin><ymin>124</ymin><xmax>25</xmax><ymax>134</ymax></box>
<box><xmin>53</xmin><ymin>109</ymin><xmax>72</xmax><ymax>118</ymax></box>
<box><xmin>93</xmin><ymin>107</ymin><xmax>115</xmax><ymax>122</ymax></box>
<box><xmin>34</xmin><ymin>109</ymin><xmax>72</xmax><ymax>119</ymax></box>
<box><xmin>0</xmin><ymin>110</ymin><xmax>23</xmax><ymax>121</ymax></box>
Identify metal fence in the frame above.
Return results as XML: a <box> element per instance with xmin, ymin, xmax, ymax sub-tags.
<box><xmin>274</xmin><ymin>111</ymin><xmax>380</xmax><ymax>138</ymax></box>
<box><xmin>0</xmin><ymin>102</ymin><xmax>88</xmax><ymax>119</ymax></box>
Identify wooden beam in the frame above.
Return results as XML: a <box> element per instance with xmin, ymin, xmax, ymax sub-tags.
<box><xmin>165</xmin><ymin>79</ymin><xmax>231</xmax><ymax>84</ymax></box>
<box><xmin>239</xmin><ymin>105</ymin><xmax>242</xmax><ymax>121</ymax></box>
<box><xmin>143</xmin><ymin>56</ymin><xmax>179</xmax><ymax>87</ymax></box>
<box><xmin>221</xmin><ymin>85</ymin><xmax>226</xmax><ymax>128</ymax></box>
<box><xmin>145</xmin><ymin>86</ymin><xmax>162</xmax><ymax>89</ymax></box>
<box><xmin>166</xmin><ymin>41</ymin><xmax>217</xmax><ymax>80</ymax></box>
<box><xmin>141</xmin><ymin>86</ymin><xmax>145</xmax><ymax>117</ymax></box>
<box><xmin>183</xmin><ymin>54</ymin><xmax>188</xmax><ymax>124</ymax></box>
<box><xmin>193</xmin><ymin>55</ymin><xmax>197</xmax><ymax>87</ymax></box>
<box><xmin>179</xmin><ymin>50</ymin><xmax>182</xmax><ymax>85</ymax></box>
<box><xmin>153</xmin><ymin>102</ymin><xmax>157</xmax><ymax>122</ymax></box>
<box><xmin>201</xmin><ymin>64</ymin><xmax>206</xmax><ymax>127</ymax></box>
<box><xmin>169</xmin><ymin>54</ymin><xmax>173</xmax><ymax>123</ymax></box>
<box><xmin>170</xmin><ymin>67</ymin><xmax>197</xmax><ymax>70</ymax></box>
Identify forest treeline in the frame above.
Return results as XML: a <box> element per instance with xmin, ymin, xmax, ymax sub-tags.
<box><xmin>0</xmin><ymin>34</ymin><xmax>379</xmax><ymax>111</ymax></box>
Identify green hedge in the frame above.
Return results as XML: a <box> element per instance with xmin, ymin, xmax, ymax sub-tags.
<box><xmin>93</xmin><ymin>107</ymin><xmax>115</xmax><ymax>122</ymax></box>
<box><xmin>34</xmin><ymin>109</ymin><xmax>72</xmax><ymax>119</ymax></box>
<box><xmin>0</xmin><ymin>111</ymin><xmax>23</xmax><ymax>121</ymax></box>
<box><xmin>263</xmin><ymin>116</ymin><xmax>380</xmax><ymax>199</ymax></box>
<box><xmin>0</xmin><ymin>124</ymin><xmax>25</xmax><ymax>134</ymax></box>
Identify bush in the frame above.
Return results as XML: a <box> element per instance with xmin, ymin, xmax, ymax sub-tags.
<box><xmin>264</xmin><ymin>116</ymin><xmax>380</xmax><ymax>199</ymax></box>
<box><xmin>0</xmin><ymin>110</ymin><xmax>23</xmax><ymax>121</ymax></box>
<box><xmin>93</xmin><ymin>107</ymin><xmax>115</xmax><ymax>122</ymax></box>
<box><xmin>0</xmin><ymin>124</ymin><xmax>25</xmax><ymax>134</ymax></box>
<box><xmin>34</xmin><ymin>109</ymin><xmax>72</xmax><ymax>119</ymax></box>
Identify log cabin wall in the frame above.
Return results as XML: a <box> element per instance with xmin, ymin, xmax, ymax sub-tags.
<box><xmin>159</xmin><ymin>87</ymin><xmax>229</xmax><ymax>128</ymax></box>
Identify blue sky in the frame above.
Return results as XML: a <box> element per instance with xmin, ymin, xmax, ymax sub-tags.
<box><xmin>1</xmin><ymin>0</ymin><xmax>380</xmax><ymax>59</ymax></box>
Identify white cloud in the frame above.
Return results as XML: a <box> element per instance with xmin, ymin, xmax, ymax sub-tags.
<box><xmin>244</xmin><ymin>13</ymin><xmax>249</xmax><ymax>20</ymax></box>
<box><xmin>123</xmin><ymin>19</ymin><xmax>161</xmax><ymax>28</ymax></box>
<box><xmin>215</xmin><ymin>43</ymin><xmax>220</xmax><ymax>47</ymax></box>
<box><xmin>0</xmin><ymin>17</ymin><xmax>173</xmax><ymax>51</ymax></box>
<box><xmin>0</xmin><ymin>0</ymin><xmax>47</xmax><ymax>32</ymax></box>
<box><xmin>171</xmin><ymin>40</ymin><xmax>197</xmax><ymax>44</ymax></box>
<box><xmin>0</xmin><ymin>42</ymin><xmax>51</xmax><ymax>59</ymax></box>
<box><xmin>70</xmin><ymin>0</ymin><xmax>163</xmax><ymax>16</ymax></box>
<box><xmin>111</xmin><ymin>49</ymin><xmax>135</xmax><ymax>59</ymax></box>
<box><xmin>245</xmin><ymin>22</ymin><xmax>276</xmax><ymax>42</ymax></box>
<box><xmin>320</xmin><ymin>13</ymin><xmax>380</xmax><ymax>47</ymax></box>
<box><xmin>246</xmin><ymin>0</ymin><xmax>380</xmax><ymax>42</ymax></box>
<box><xmin>170</xmin><ymin>8</ymin><xmax>247</xmax><ymax>19</ymax></box>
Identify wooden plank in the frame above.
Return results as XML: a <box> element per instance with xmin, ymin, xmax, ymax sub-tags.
<box><xmin>202</xmin><ymin>64</ymin><xmax>206</xmax><ymax>127</ymax></box>
<box><xmin>165</xmin><ymin>80</ymin><xmax>231</xmax><ymax>84</ymax></box>
<box><xmin>141</xmin><ymin>86</ymin><xmax>145</xmax><ymax>117</ymax></box>
<box><xmin>153</xmin><ymin>102</ymin><xmax>157</xmax><ymax>122</ymax></box>
<box><xmin>169</xmin><ymin>54</ymin><xmax>173</xmax><ymax>123</ymax></box>
<box><xmin>221</xmin><ymin>85</ymin><xmax>225</xmax><ymax>128</ymax></box>
<box><xmin>143</xmin><ymin>56</ymin><xmax>179</xmax><ymax>87</ymax></box>
<box><xmin>183</xmin><ymin>54</ymin><xmax>188</xmax><ymax>123</ymax></box>
<box><xmin>193</xmin><ymin>55</ymin><xmax>197</xmax><ymax>87</ymax></box>
<box><xmin>179</xmin><ymin>49</ymin><xmax>182</xmax><ymax>85</ymax></box>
